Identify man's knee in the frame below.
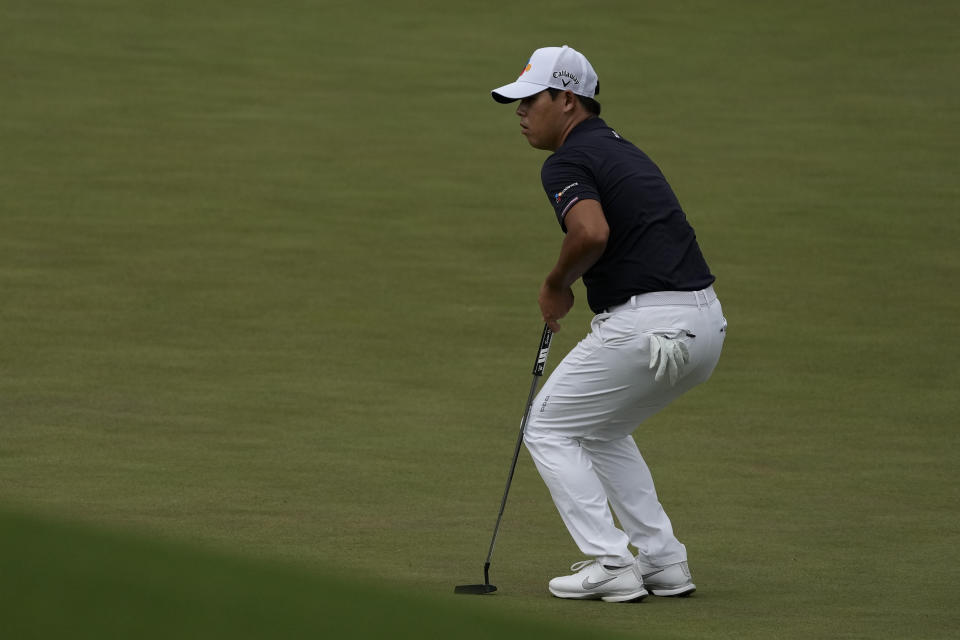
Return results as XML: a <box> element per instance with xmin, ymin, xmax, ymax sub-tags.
<box><xmin>524</xmin><ymin>423</ymin><xmax>574</xmax><ymax>458</ymax></box>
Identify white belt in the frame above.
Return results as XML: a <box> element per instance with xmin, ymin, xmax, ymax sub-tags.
<box><xmin>605</xmin><ymin>285</ymin><xmax>718</xmax><ymax>313</ymax></box>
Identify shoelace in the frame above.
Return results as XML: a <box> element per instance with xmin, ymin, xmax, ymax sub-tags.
<box><xmin>569</xmin><ymin>560</ymin><xmax>598</xmax><ymax>572</ymax></box>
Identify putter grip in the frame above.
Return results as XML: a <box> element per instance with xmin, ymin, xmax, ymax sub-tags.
<box><xmin>532</xmin><ymin>324</ymin><xmax>553</xmax><ymax>377</ymax></box>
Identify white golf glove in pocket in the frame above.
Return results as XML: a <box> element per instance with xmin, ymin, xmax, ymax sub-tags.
<box><xmin>648</xmin><ymin>332</ymin><xmax>690</xmax><ymax>386</ymax></box>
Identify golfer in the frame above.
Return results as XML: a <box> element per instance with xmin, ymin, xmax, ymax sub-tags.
<box><xmin>491</xmin><ymin>45</ymin><xmax>727</xmax><ymax>602</ymax></box>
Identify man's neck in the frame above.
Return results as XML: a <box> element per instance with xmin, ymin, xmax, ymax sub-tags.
<box><xmin>554</xmin><ymin>113</ymin><xmax>596</xmax><ymax>150</ymax></box>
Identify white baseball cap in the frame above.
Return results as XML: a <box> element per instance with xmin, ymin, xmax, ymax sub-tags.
<box><xmin>491</xmin><ymin>45</ymin><xmax>599</xmax><ymax>104</ymax></box>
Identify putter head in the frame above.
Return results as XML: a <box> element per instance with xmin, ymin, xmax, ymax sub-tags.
<box><xmin>454</xmin><ymin>584</ymin><xmax>498</xmax><ymax>595</ymax></box>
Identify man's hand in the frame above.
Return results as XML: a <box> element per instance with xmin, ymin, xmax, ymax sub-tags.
<box><xmin>539</xmin><ymin>281</ymin><xmax>575</xmax><ymax>333</ymax></box>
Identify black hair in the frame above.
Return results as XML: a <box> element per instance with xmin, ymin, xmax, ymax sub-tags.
<box><xmin>547</xmin><ymin>87</ymin><xmax>602</xmax><ymax>116</ymax></box>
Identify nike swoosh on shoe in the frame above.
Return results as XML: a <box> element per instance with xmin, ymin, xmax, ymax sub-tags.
<box><xmin>582</xmin><ymin>576</ymin><xmax>618</xmax><ymax>590</ymax></box>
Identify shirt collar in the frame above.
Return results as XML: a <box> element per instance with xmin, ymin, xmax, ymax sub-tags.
<box><xmin>561</xmin><ymin>116</ymin><xmax>607</xmax><ymax>146</ymax></box>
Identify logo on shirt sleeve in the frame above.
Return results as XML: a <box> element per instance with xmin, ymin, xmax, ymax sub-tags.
<box><xmin>554</xmin><ymin>182</ymin><xmax>579</xmax><ymax>203</ymax></box>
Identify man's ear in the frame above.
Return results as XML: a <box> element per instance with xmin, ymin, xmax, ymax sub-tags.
<box><xmin>563</xmin><ymin>90</ymin><xmax>578</xmax><ymax>112</ymax></box>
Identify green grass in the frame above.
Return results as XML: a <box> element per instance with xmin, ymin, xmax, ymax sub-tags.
<box><xmin>1</xmin><ymin>1</ymin><xmax>958</xmax><ymax>638</ymax></box>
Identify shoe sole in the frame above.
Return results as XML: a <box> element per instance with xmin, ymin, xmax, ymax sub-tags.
<box><xmin>649</xmin><ymin>583</ymin><xmax>696</xmax><ymax>597</ymax></box>
<box><xmin>602</xmin><ymin>589</ymin><xmax>649</xmax><ymax>603</ymax></box>
<box><xmin>549</xmin><ymin>587</ymin><xmax>649</xmax><ymax>603</ymax></box>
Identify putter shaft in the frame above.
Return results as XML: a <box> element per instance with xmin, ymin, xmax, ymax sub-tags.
<box><xmin>476</xmin><ymin>324</ymin><xmax>553</xmax><ymax>589</ymax></box>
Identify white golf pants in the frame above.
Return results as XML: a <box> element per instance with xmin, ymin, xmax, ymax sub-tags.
<box><xmin>524</xmin><ymin>286</ymin><xmax>726</xmax><ymax>568</ymax></box>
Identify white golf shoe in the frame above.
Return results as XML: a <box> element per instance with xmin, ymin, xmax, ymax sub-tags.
<box><xmin>548</xmin><ymin>559</ymin><xmax>648</xmax><ymax>603</ymax></box>
<box><xmin>639</xmin><ymin>561</ymin><xmax>696</xmax><ymax>596</ymax></box>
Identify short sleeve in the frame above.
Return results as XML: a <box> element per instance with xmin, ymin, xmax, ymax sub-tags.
<box><xmin>540</xmin><ymin>152</ymin><xmax>600</xmax><ymax>232</ymax></box>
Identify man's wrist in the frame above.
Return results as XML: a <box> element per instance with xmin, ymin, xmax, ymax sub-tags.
<box><xmin>544</xmin><ymin>271</ymin><xmax>571</xmax><ymax>290</ymax></box>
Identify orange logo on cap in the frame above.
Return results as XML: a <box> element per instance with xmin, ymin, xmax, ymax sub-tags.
<box><xmin>521</xmin><ymin>62</ymin><xmax>531</xmax><ymax>75</ymax></box>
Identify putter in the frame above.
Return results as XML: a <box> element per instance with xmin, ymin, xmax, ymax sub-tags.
<box><xmin>455</xmin><ymin>323</ymin><xmax>553</xmax><ymax>595</ymax></box>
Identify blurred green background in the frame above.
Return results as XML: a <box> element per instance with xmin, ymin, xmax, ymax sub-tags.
<box><xmin>1</xmin><ymin>1</ymin><xmax>957</xmax><ymax>638</ymax></box>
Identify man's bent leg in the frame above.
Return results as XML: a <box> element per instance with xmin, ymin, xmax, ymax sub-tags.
<box><xmin>522</xmin><ymin>318</ymin><xmax>645</xmax><ymax>566</ymax></box>
<box><xmin>524</xmin><ymin>427</ymin><xmax>634</xmax><ymax>566</ymax></box>
<box><xmin>581</xmin><ymin>435</ymin><xmax>687</xmax><ymax>567</ymax></box>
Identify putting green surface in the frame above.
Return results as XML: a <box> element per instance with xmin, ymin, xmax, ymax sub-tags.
<box><xmin>1</xmin><ymin>1</ymin><xmax>958</xmax><ymax>638</ymax></box>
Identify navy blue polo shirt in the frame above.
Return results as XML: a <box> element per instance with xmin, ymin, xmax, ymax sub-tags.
<box><xmin>541</xmin><ymin>117</ymin><xmax>715</xmax><ymax>313</ymax></box>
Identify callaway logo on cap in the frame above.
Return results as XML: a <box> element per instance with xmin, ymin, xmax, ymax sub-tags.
<box><xmin>491</xmin><ymin>45</ymin><xmax>599</xmax><ymax>104</ymax></box>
